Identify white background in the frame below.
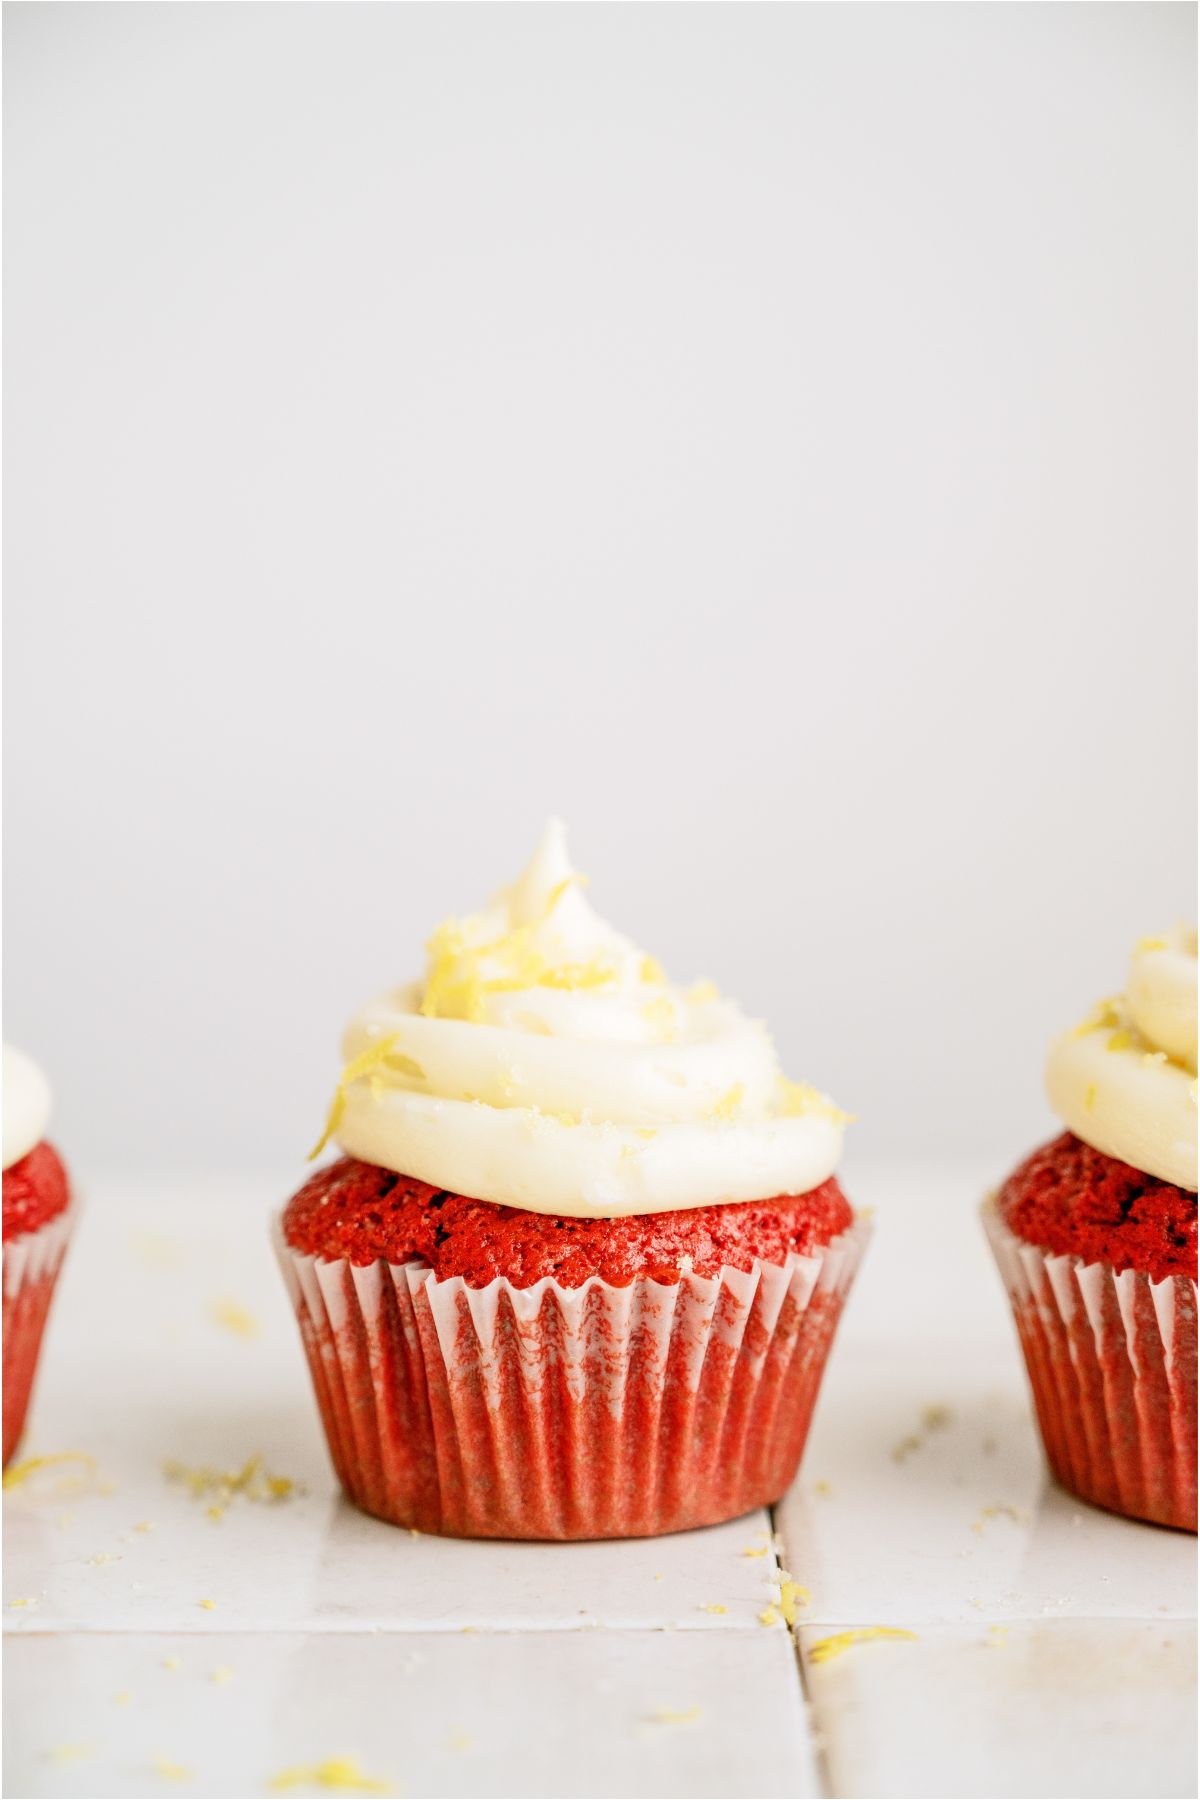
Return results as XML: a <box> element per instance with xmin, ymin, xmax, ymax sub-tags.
<box><xmin>5</xmin><ymin>2</ymin><xmax>1196</xmax><ymax>1180</ymax></box>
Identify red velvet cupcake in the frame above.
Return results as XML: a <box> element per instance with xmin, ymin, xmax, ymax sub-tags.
<box><xmin>278</xmin><ymin>822</ymin><xmax>868</xmax><ymax>1539</ymax></box>
<box><xmin>3</xmin><ymin>1046</ymin><xmax>73</xmax><ymax>1467</ymax></box>
<box><xmin>984</xmin><ymin>930</ymin><xmax>1198</xmax><ymax>1531</ymax></box>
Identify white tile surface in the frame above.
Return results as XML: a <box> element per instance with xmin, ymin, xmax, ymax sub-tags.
<box><xmin>4</xmin><ymin>1166</ymin><xmax>1196</xmax><ymax>1798</ymax></box>
<box><xmin>3</xmin><ymin>1629</ymin><xmax>820</xmax><ymax>1799</ymax></box>
<box><xmin>799</xmin><ymin>1621</ymin><xmax>1197</xmax><ymax>1800</ymax></box>
<box><xmin>778</xmin><ymin>1348</ymin><xmax>1195</xmax><ymax>1624</ymax></box>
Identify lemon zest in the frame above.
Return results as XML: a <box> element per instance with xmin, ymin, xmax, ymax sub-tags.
<box><xmin>777</xmin><ymin>1077</ymin><xmax>854</xmax><ymax>1125</ymax></box>
<box><xmin>1071</xmin><ymin>998</ymin><xmax>1122</xmax><ymax>1038</ymax></box>
<box><xmin>779</xmin><ymin>1580</ymin><xmax>811</xmax><ymax>1626</ymax></box>
<box><xmin>711</xmin><ymin>1083</ymin><xmax>745</xmax><ymax>1121</ymax></box>
<box><xmin>309</xmin><ymin>1035</ymin><xmax>428</xmax><ymax>1159</ymax></box>
<box><xmin>269</xmin><ymin>1759</ymin><xmax>392</xmax><ymax>1792</ymax></box>
<box><xmin>640</xmin><ymin>995</ymin><xmax>677</xmax><ymax>1040</ymax></box>
<box><xmin>152</xmin><ymin>1755</ymin><xmax>192</xmax><ymax>1782</ymax></box>
<box><xmin>3</xmin><ymin>1452</ymin><xmax>95</xmax><ymax>1490</ymax></box>
<box><xmin>210</xmin><ymin>1298</ymin><xmax>260</xmax><ymax>1339</ymax></box>
<box><xmin>808</xmin><ymin>1627</ymin><xmax>919</xmax><ymax>1664</ymax></box>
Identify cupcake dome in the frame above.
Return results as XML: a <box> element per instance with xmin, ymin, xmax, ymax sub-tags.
<box><xmin>985</xmin><ymin>930</ymin><xmax>1198</xmax><ymax>1531</ymax></box>
<box><xmin>279</xmin><ymin>822</ymin><xmax>867</xmax><ymax>1539</ymax></box>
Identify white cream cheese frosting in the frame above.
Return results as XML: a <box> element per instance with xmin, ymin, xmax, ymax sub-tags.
<box><xmin>320</xmin><ymin>821</ymin><xmax>849</xmax><ymax>1217</ymax></box>
<box><xmin>3</xmin><ymin>1045</ymin><xmax>52</xmax><ymax>1171</ymax></box>
<box><xmin>1045</xmin><ymin>926</ymin><xmax>1198</xmax><ymax>1190</ymax></box>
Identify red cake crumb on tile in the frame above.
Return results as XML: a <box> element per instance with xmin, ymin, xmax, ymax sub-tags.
<box><xmin>997</xmin><ymin>1130</ymin><xmax>1197</xmax><ymax>1282</ymax></box>
<box><xmin>283</xmin><ymin>1155</ymin><xmax>855</xmax><ymax>1288</ymax></box>
<box><xmin>2</xmin><ymin>1142</ymin><xmax>71</xmax><ymax>1242</ymax></box>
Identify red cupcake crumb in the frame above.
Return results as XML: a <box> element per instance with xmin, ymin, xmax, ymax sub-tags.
<box><xmin>2</xmin><ymin>1142</ymin><xmax>71</xmax><ymax>1242</ymax></box>
<box><xmin>283</xmin><ymin>1156</ymin><xmax>855</xmax><ymax>1289</ymax></box>
<box><xmin>997</xmin><ymin>1131</ymin><xmax>1197</xmax><ymax>1283</ymax></box>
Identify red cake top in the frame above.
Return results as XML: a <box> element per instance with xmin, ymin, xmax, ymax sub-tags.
<box><xmin>283</xmin><ymin>1156</ymin><xmax>855</xmax><ymax>1289</ymax></box>
<box><xmin>2</xmin><ymin>1140</ymin><xmax>71</xmax><ymax>1242</ymax></box>
<box><xmin>997</xmin><ymin>1131</ymin><xmax>1197</xmax><ymax>1282</ymax></box>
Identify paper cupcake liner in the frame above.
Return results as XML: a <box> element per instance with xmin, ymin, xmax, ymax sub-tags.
<box><xmin>982</xmin><ymin>1199</ymin><xmax>1197</xmax><ymax>1532</ymax></box>
<box><xmin>275</xmin><ymin>1215</ymin><xmax>869</xmax><ymax>1540</ymax></box>
<box><xmin>3</xmin><ymin>1206</ymin><xmax>73</xmax><ymax>1468</ymax></box>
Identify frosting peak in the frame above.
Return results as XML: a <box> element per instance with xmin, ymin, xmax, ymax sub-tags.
<box><xmin>3</xmin><ymin>1045</ymin><xmax>52</xmax><ymax>1172</ymax></box>
<box><xmin>1045</xmin><ymin>926</ymin><xmax>1198</xmax><ymax>1190</ymax></box>
<box><xmin>321</xmin><ymin>823</ymin><xmax>849</xmax><ymax>1217</ymax></box>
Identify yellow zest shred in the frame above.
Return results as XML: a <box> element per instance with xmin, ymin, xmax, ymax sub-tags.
<box><xmin>700</xmin><ymin>1603</ymin><xmax>727</xmax><ymax>1614</ymax></box>
<box><xmin>152</xmin><ymin>1755</ymin><xmax>192</xmax><ymax>1782</ymax></box>
<box><xmin>650</xmin><ymin>1707</ymin><xmax>702</xmax><ymax>1727</ymax></box>
<box><xmin>1085</xmin><ymin>1083</ymin><xmax>1098</xmax><ymax>1112</ymax></box>
<box><xmin>420</xmin><ymin>907</ymin><xmax>616</xmax><ymax>1025</ymax></box>
<box><xmin>210</xmin><ymin>1299</ymin><xmax>260</xmax><ymax>1339</ymax></box>
<box><xmin>3</xmin><ymin>1451</ymin><xmax>96</xmax><ymax>1491</ymax></box>
<box><xmin>758</xmin><ymin>1605</ymin><xmax>781</xmax><ymax>1627</ymax></box>
<box><xmin>211</xmin><ymin>1666</ymin><xmax>235</xmax><ymax>1686</ymax></box>
<box><xmin>269</xmin><ymin>1758</ymin><xmax>392</xmax><ymax>1792</ymax></box>
<box><xmin>640</xmin><ymin>955</ymin><xmax>666</xmax><ymax>985</ymax></box>
<box><xmin>687</xmin><ymin>979</ymin><xmax>719</xmax><ymax>1004</ymax></box>
<box><xmin>971</xmin><ymin>1503</ymin><xmax>1025</xmax><ymax>1534</ymax></box>
<box><xmin>710</xmin><ymin>1083</ymin><xmax>745</xmax><ymax>1121</ymax></box>
<box><xmin>1137</xmin><ymin>936</ymin><xmax>1169</xmax><ymax>953</ymax></box>
<box><xmin>1071</xmin><ymin>998</ymin><xmax>1122</xmax><ymax>1038</ymax></box>
<box><xmin>808</xmin><ymin>1627</ymin><xmax>919</xmax><ymax>1664</ymax></box>
<box><xmin>1106</xmin><ymin>1029</ymin><xmax>1134</xmax><ymax>1054</ymax></box>
<box><xmin>640</xmin><ymin>995</ymin><xmax>677</xmax><ymax>1040</ymax></box>
<box><xmin>309</xmin><ymin>1035</ymin><xmax>429</xmax><ymax>1160</ymax></box>
<box><xmin>49</xmin><ymin>1745</ymin><xmax>92</xmax><ymax>1764</ymax></box>
<box><xmin>777</xmin><ymin>1077</ymin><xmax>853</xmax><ymax>1125</ymax></box>
<box><xmin>164</xmin><ymin>1455</ymin><xmax>299</xmax><ymax>1512</ymax></box>
<box><xmin>986</xmin><ymin>1624</ymin><xmax>1009</xmax><ymax>1648</ymax></box>
<box><xmin>197</xmin><ymin>1598</ymin><xmax>216</xmax><ymax>1611</ymax></box>
<box><xmin>779</xmin><ymin>1580</ymin><xmax>811</xmax><ymax>1626</ymax></box>
<box><xmin>741</xmin><ymin>1544</ymin><xmax>769</xmax><ymax>1558</ymax></box>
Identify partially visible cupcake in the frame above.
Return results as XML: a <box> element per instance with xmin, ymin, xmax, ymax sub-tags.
<box><xmin>278</xmin><ymin>822</ymin><xmax>868</xmax><ymax>1540</ymax></box>
<box><xmin>3</xmin><ymin>1046</ymin><xmax>73</xmax><ymax>1466</ymax></box>
<box><xmin>984</xmin><ymin>929</ymin><xmax>1197</xmax><ymax>1531</ymax></box>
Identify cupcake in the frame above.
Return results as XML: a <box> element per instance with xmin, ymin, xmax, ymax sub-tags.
<box><xmin>984</xmin><ymin>929</ymin><xmax>1197</xmax><ymax>1531</ymax></box>
<box><xmin>3</xmin><ymin>1045</ymin><xmax>74</xmax><ymax>1467</ymax></box>
<box><xmin>277</xmin><ymin>822</ymin><xmax>867</xmax><ymax>1540</ymax></box>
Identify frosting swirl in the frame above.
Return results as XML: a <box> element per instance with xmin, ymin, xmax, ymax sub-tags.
<box><xmin>1045</xmin><ymin>927</ymin><xmax>1198</xmax><ymax>1190</ymax></box>
<box><xmin>3</xmin><ymin>1045</ymin><xmax>52</xmax><ymax>1172</ymax></box>
<box><xmin>321</xmin><ymin>821</ymin><xmax>849</xmax><ymax>1217</ymax></box>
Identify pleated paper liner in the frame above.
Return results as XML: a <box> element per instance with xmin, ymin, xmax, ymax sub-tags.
<box><xmin>276</xmin><ymin>1214</ymin><xmax>870</xmax><ymax>1540</ymax></box>
<box><xmin>3</xmin><ymin>1206</ymin><xmax>74</xmax><ymax>1467</ymax></box>
<box><xmin>983</xmin><ymin>1198</ymin><xmax>1197</xmax><ymax>1532</ymax></box>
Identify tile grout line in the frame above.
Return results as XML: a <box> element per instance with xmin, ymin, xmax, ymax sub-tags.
<box><xmin>770</xmin><ymin>1499</ymin><xmax>836</xmax><ymax>1800</ymax></box>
